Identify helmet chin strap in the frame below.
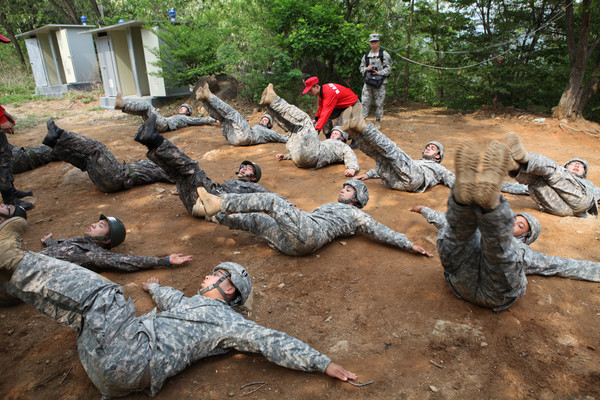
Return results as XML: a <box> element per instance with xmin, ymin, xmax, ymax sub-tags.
<box><xmin>84</xmin><ymin>232</ymin><xmax>110</xmax><ymax>245</ymax></box>
<box><xmin>238</xmin><ymin>173</ymin><xmax>256</xmax><ymax>181</ymax></box>
<box><xmin>198</xmin><ymin>271</ymin><xmax>232</xmax><ymax>305</ymax></box>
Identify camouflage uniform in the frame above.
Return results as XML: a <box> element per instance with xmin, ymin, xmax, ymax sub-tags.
<box><xmin>266</xmin><ymin>96</ymin><xmax>359</xmax><ymax>171</ymax></box>
<box><xmin>202</xmin><ymin>95</ymin><xmax>288</xmax><ymax>146</ymax></box>
<box><xmin>0</xmin><ymin>125</ymin><xmax>13</xmax><ymax>192</ymax></box>
<box><xmin>360</xmin><ymin>50</ymin><xmax>392</xmax><ymax>120</ymax></box>
<box><xmin>121</xmin><ymin>100</ymin><xmax>216</xmax><ymax>132</ymax></box>
<box><xmin>214</xmin><ymin>192</ymin><xmax>414</xmax><ymax>256</ymax></box>
<box><xmin>8</xmin><ymin>252</ymin><xmax>331</xmax><ymax>398</ymax></box>
<box><xmin>356</xmin><ymin>123</ymin><xmax>454</xmax><ymax>192</ymax></box>
<box><xmin>40</xmin><ymin>236</ymin><xmax>170</xmax><ymax>272</ymax></box>
<box><xmin>419</xmin><ymin>199</ymin><xmax>600</xmax><ymax>307</ymax></box>
<box><xmin>51</xmin><ymin>130</ymin><xmax>172</xmax><ymax>193</ymax></box>
<box><xmin>501</xmin><ymin>182</ymin><xmax>529</xmax><ymax>195</ymax></box>
<box><xmin>146</xmin><ymin>139</ymin><xmax>270</xmax><ymax>212</ymax></box>
<box><xmin>513</xmin><ymin>153</ymin><xmax>600</xmax><ymax>217</ymax></box>
<box><xmin>11</xmin><ymin>144</ymin><xmax>56</xmax><ymax>174</ymax></box>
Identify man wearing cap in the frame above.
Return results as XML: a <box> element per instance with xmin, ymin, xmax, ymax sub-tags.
<box><xmin>134</xmin><ymin>114</ymin><xmax>272</xmax><ymax>217</ymax></box>
<box><xmin>259</xmin><ymin>84</ymin><xmax>359</xmax><ymax>176</ymax></box>
<box><xmin>0</xmin><ymin>216</ymin><xmax>357</xmax><ymax>397</ymax></box>
<box><xmin>0</xmin><ymin>32</ymin><xmax>35</xmax><ymax>211</ymax></box>
<box><xmin>39</xmin><ymin>214</ymin><xmax>193</xmax><ymax>273</ymax></box>
<box><xmin>342</xmin><ymin>105</ymin><xmax>454</xmax><ymax>192</ymax></box>
<box><xmin>41</xmin><ymin>120</ymin><xmax>173</xmax><ymax>193</ymax></box>
<box><xmin>301</xmin><ymin>76</ymin><xmax>359</xmax><ymax>137</ymax></box>
<box><xmin>194</xmin><ymin>179</ymin><xmax>433</xmax><ymax>257</ymax></box>
<box><xmin>360</xmin><ymin>33</ymin><xmax>392</xmax><ymax>123</ymax></box>
<box><xmin>195</xmin><ymin>83</ymin><xmax>288</xmax><ymax>146</ymax></box>
<box><xmin>115</xmin><ymin>92</ymin><xmax>216</xmax><ymax>133</ymax></box>
<box><xmin>505</xmin><ymin>132</ymin><xmax>600</xmax><ymax>218</ymax></box>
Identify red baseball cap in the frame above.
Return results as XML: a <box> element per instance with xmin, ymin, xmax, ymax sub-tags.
<box><xmin>302</xmin><ymin>76</ymin><xmax>319</xmax><ymax>94</ymax></box>
<box><xmin>0</xmin><ymin>33</ymin><xmax>11</xmax><ymax>43</ymax></box>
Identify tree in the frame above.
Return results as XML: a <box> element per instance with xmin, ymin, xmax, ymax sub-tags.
<box><xmin>552</xmin><ymin>0</ymin><xmax>600</xmax><ymax>120</ymax></box>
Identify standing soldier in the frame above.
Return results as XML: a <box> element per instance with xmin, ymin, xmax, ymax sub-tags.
<box><xmin>195</xmin><ymin>83</ymin><xmax>288</xmax><ymax>146</ymax></box>
<box><xmin>259</xmin><ymin>84</ymin><xmax>359</xmax><ymax>176</ymax></box>
<box><xmin>194</xmin><ymin>178</ymin><xmax>433</xmax><ymax>258</ymax></box>
<box><xmin>42</xmin><ymin>120</ymin><xmax>172</xmax><ymax>193</ymax></box>
<box><xmin>359</xmin><ymin>33</ymin><xmax>393</xmax><ymax>124</ymax></box>
<box><xmin>115</xmin><ymin>92</ymin><xmax>217</xmax><ymax>132</ymax></box>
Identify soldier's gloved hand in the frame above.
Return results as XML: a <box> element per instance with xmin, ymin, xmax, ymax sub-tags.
<box><xmin>411</xmin><ymin>244</ymin><xmax>433</xmax><ymax>258</ymax></box>
<box><xmin>325</xmin><ymin>362</ymin><xmax>357</xmax><ymax>381</ymax></box>
<box><xmin>168</xmin><ymin>253</ymin><xmax>194</xmax><ymax>266</ymax></box>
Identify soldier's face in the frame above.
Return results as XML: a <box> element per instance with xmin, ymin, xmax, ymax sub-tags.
<box><xmin>259</xmin><ymin>117</ymin><xmax>270</xmax><ymax>127</ymax></box>
<box><xmin>567</xmin><ymin>161</ymin><xmax>585</xmax><ymax>177</ymax></box>
<box><xmin>200</xmin><ymin>269</ymin><xmax>235</xmax><ymax>298</ymax></box>
<box><xmin>338</xmin><ymin>185</ymin><xmax>356</xmax><ymax>202</ymax></box>
<box><xmin>513</xmin><ymin>216</ymin><xmax>530</xmax><ymax>238</ymax></box>
<box><xmin>237</xmin><ymin>164</ymin><xmax>256</xmax><ymax>181</ymax></box>
<box><xmin>179</xmin><ymin>106</ymin><xmax>190</xmax><ymax>115</ymax></box>
<box><xmin>0</xmin><ymin>204</ymin><xmax>15</xmax><ymax>218</ymax></box>
<box><xmin>331</xmin><ymin>130</ymin><xmax>345</xmax><ymax>142</ymax></box>
<box><xmin>86</xmin><ymin>219</ymin><xmax>110</xmax><ymax>238</ymax></box>
<box><xmin>370</xmin><ymin>40</ymin><xmax>380</xmax><ymax>50</ymax></box>
<box><xmin>423</xmin><ymin>144</ymin><xmax>439</xmax><ymax>157</ymax></box>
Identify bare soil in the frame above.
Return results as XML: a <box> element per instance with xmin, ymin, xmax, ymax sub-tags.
<box><xmin>1</xmin><ymin>96</ymin><xmax>599</xmax><ymax>400</ymax></box>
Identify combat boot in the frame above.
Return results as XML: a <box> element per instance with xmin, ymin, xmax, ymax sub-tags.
<box><xmin>453</xmin><ymin>140</ymin><xmax>480</xmax><ymax>206</ymax></box>
<box><xmin>114</xmin><ymin>92</ymin><xmax>125</xmax><ymax>110</ymax></box>
<box><xmin>350</xmin><ymin>103</ymin><xmax>366</xmax><ymax>134</ymax></box>
<box><xmin>192</xmin><ymin>187</ymin><xmax>207</xmax><ymax>218</ymax></box>
<box><xmin>195</xmin><ymin>83</ymin><xmax>212</xmax><ymax>102</ymax></box>
<box><xmin>504</xmin><ymin>132</ymin><xmax>529</xmax><ymax>165</ymax></box>
<box><xmin>1</xmin><ymin>189</ymin><xmax>34</xmax><ymax>211</ymax></box>
<box><xmin>43</xmin><ymin>120</ymin><xmax>64</xmax><ymax>148</ymax></box>
<box><xmin>134</xmin><ymin>114</ymin><xmax>164</xmax><ymax>150</ymax></box>
<box><xmin>476</xmin><ymin>141</ymin><xmax>510</xmax><ymax>210</ymax></box>
<box><xmin>0</xmin><ymin>217</ymin><xmax>28</xmax><ymax>281</ymax></box>
<box><xmin>196</xmin><ymin>187</ymin><xmax>222</xmax><ymax>217</ymax></box>
<box><xmin>259</xmin><ymin>83</ymin><xmax>277</xmax><ymax>107</ymax></box>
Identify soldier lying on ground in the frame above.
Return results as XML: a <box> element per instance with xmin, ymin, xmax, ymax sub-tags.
<box><xmin>505</xmin><ymin>132</ymin><xmax>600</xmax><ymax>218</ymax></box>
<box><xmin>1</xmin><ymin>218</ymin><xmax>357</xmax><ymax>398</ymax></box>
<box><xmin>195</xmin><ymin>83</ymin><xmax>288</xmax><ymax>146</ymax></box>
<box><xmin>10</xmin><ymin>143</ymin><xmax>56</xmax><ymax>174</ymax></box>
<box><xmin>193</xmin><ymin>178</ymin><xmax>433</xmax><ymax>257</ymax></box>
<box><xmin>115</xmin><ymin>92</ymin><xmax>216</xmax><ymax>132</ymax></box>
<box><xmin>134</xmin><ymin>114</ymin><xmax>271</xmax><ymax>217</ymax></box>
<box><xmin>258</xmin><ymin>84</ymin><xmax>359</xmax><ymax>177</ymax></box>
<box><xmin>42</xmin><ymin>120</ymin><xmax>172</xmax><ymax>193</ymax></box>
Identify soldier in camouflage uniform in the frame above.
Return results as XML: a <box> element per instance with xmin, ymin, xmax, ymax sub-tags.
<box><xmin>0</xmin><ymin>103</ymin><xmax>34</xmax><ymax>210</ymax></box>
<box><xmin>195</xmin><ymin>179</ymin><xmax>433</xmax><ymax>257</ymax></box>
<box><xmin>11</xmin><ymin>143</ymin><xmax>56</xmax><ymax>173</ymax></box>
<box><xmin>343</xmin><ymin>105</ymin><xmax>454</xmax><ymax>192</ymax></box>
<box><xmin>42</xmin><ymin>120</ymin><xmax>173</xmax><ymax>193</ymax></box>
<box><xmin>134</xmin><ymin>114</ymin><xmax>271</xmax><ymax>216</ymax></box>
<box><xmin>505</xmin><ymin>132</ymin><xmax>600</xmax><ymax>218</ymax></box>
<box><xmin>258</xmin><ymin>84</ymin><xmax>359</xmax><ymax>177</ymax></box>
<box><xmin>39</xmin><ymin>214</ymin><xmax>193</xmax><ymax>273</ymax></box>
<box><xmin>360</xmin><ymin>33</ymin><xmax>393</xmax><ymax>122</ymax></box>
<box><xmin>1</xmin><ymin>217</ymin><xmax>356</xmax><ymax>398</ymax></box>
<box><xmin>114</xmin><ymin>92</ymin><xmax>216</xmax><ymax>133</ymax></box>
<box><xmin>195</xmin><ymin>83</ymin><xmax>288</xmax><ymax>146</ymax></box>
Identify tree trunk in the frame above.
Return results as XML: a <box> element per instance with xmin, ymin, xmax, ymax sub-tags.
<box><xmin>89</xmin><ymin>0</ymin><xmax>104</xmax><ymax>25</ymax></box>
<box><xmin>0</xmin><ymin>12</ymin><xmax>26</xmax><ymax>66</ymax></box>
<box><xmin>402</xmin><ymin>0</ymin><xmax>414</xmax><ymax>104</ymax></box>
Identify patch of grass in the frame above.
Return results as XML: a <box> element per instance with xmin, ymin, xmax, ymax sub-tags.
<box><xmin>13</xmin><ymin>114</ymin><xmax>50</xmax><ymax>133</ymax></box>
<box><xmin>87</xmin><ymin>106</ymin><xmax>103</xmax><ymax>111</ymax></box>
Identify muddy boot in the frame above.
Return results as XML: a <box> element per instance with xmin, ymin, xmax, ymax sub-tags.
<box><xmin>42</xmin><ymin>120</ymin><xmax>64</xmax><ymax>148</ymax></box>
<box><xmin>259</xmin><ymin>83</ymin><xmax>277</xmax><ymax>107</ymax></box>
<box><xmin>114</xmin><ymin>92</ymin><xmax>125</xmax><ymax>110</ymax></box>
<box><xmin>12</xmin><ymin>183</ymin><xmax>32</xmax><ymax>199</ymax></box>
<box><xmin>192</xmin><ymin>187</ymin><xmax>207</xmax><ymax>218</ymax></box>
<box><xmin>195</xmin><ymin>83</ymin><xmax>212</xmax><ymax>102</ymax></box>
<box><xmin>476</xmin><ymin>141</ymin><xmax>510</xmax><ymax>210</ymax></box>
<box><xmin>134</xmin><ymin>114</ymin><xmax>164</xmax><ymax>150</ymax></box>
<box><xmin>0</xmin><ymin>217</ymin><xmax>28</xmax><ymax>281</ymax></box>
<box><xmin>1</xmin><ymin>189</ymin><xmax>34</xmax><ymax>211</ymax></box>
<box><xmin>350</xmin><ymin>103</ymin><xmax>366</xmax><ymax>134</ymax></box>
<box><xmin>197</xmin><ymin>187</ymin><xmax>222</xmax><ymax>217</ymax></box>
<box><xmin>504</xmin><ymin>132</ymin><xmax>529</xmax><ymax>165</ymax></box>
<box><xmin>453</xmin><ymin>140</ymin><xmax>480</xmax><ymax>206</ymax></box>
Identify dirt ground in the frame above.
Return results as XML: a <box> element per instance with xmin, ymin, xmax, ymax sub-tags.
<box><xmin>0</xmin><ymin>95</ymin><xmax>599</xmax><ymax>400</ymax></box>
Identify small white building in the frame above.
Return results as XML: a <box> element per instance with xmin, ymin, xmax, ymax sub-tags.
<box><xmin>86</xmin><ymin>21</ymin><xmax>190</xmax><ymax>109</ymax></box>
<box><xmin>17</xmin><ymin>24</ymin><xmax>100</xmax><ymax>97</ymax></box>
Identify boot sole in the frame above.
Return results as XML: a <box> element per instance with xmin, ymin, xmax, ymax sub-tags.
<box><xmin>477</xmin><ymin>141</ymin><xmax>509</xmax><ymax>209</ymax></box>
<box><xmin>454</xmin><ymin>140</ymin><xmax>480</xmax><ymax>205</ymax></box>
<box><xmin>504</xmin><ymin>132</ymin><xmax>529</xmax><ymax>163</ymax></box>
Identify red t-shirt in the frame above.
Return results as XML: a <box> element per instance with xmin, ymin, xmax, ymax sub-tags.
<box><xmin>0</xmin><ymin>104</ymin><xmax>7</xmax><ymax>124</ymax></box>
<box><xmin>314</xmin><ymin>83</ymin><xmax>358</xmax><ymax>131</ymax></box>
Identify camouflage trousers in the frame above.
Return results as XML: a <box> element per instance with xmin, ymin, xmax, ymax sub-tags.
<box><xmin>355</xmin><ymin>122</ymin><xmax>424</xmax><ymax>191</ymax></box>
<box><xmin>437</xmin><ymin>195</ymin><xmax>527</xmax><ymax>311</ymax></box>
<box><xmin>267</xmin><ymin>97</ymin><xmax>321</xmax><ymax>168</ymax></box>
<box><xmin>216</xmin><ymin>193</ymin><xmax>323</xmax><ymax>256</ymax></box>
<box><xmin>0</xmin><ymin>129</ymin><xmax>14</xmax><ymax>190</ymax></box>
<box><xmin>53</xmin><ymin>130</ymin><xmax>172</xmax><ymax>193</ymax></box>
<box><xmin>203</xmin><ymin>95</ymin><xmax>287</xmax><ymax>145</ymax></box>
<box><xmin>515</xmin><ymin>153</ymin><xmax>594</xmax><ymax>216</ymax></box>
<box><xmin>361</xmin><ymin>83</ymin><xmax>386</xmax><ymax>120</ymax></box>
<box><xmin>11</xmin><ymin>144</ymin><xmax>56</xmax><ymax>174</ymax></box>
<box><xmin>8</xmin><ymin>252</ymin><xmax>151</xmax><ymax>398</ymax></box>
<box><xmin>122</xmin><ymin>100</ymin><xmax>215</xmax><ymax>132</ymax></box>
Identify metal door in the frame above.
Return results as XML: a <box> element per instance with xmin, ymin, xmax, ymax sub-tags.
<box><xmin>96</xmin><ymin>36</ymin><xmax>119</xmax><ymax>97</ymax></box>
<box><xmin>25</xmin><ymin>38</ymin><xmax>49</xmax><ymax>87</ymax></box>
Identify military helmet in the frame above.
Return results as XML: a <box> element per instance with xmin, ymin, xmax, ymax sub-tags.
<box><xmin>240</xmin><ymin>160</ymin><xmax>262</xmax><ymax>183</ymax></box>
<box><xmin>331</xmin><ymin>126</ymin><xmax>349</xmax><ymax>142</ymax></box>
<box><xmin>515</xmin><ymin>212</ymin><xmax>541</xmax><ymax>245</ymax></box>
<box><xmin>0</xmin><ymin>204</ymin><xmax>27</xmax><ymax>220</ymax></box>
<box><xmin>260</xmin><ymin>114</ymin><xmax>273</xmax><ymax>129</ymax></box>
<box><xmin>342</xmin><ymin>179</ymin><xmax>369</xmax><ymax>208</ymax></box>
<box><xmin>564</xmin><ymin>158</ymin><xmax>588</xmax><ymax>179</ymax></box>
<box><xmin>180</xmin><ymin>103</ymin><xmax>193</xmax><ymax>116</ymax></box>
<box><xmin>422</xmin><ymin>141</ymin><xmax>444</xmax><ymax>163</ymax></box>
<box><xmin>99</xmin><ymin>214</ymin><xmax>126</xmax><ymax>249</ymax></box>
<box><xmin>214</xmin><ymin>262</ymin><xmax>252</xmax><ymax>307</ymax></box>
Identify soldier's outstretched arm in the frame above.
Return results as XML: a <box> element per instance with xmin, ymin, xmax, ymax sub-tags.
<box><xmin>325</xmin><ymin>362</ymin><xmax>357</xmax><ymax>381</ymax></box>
